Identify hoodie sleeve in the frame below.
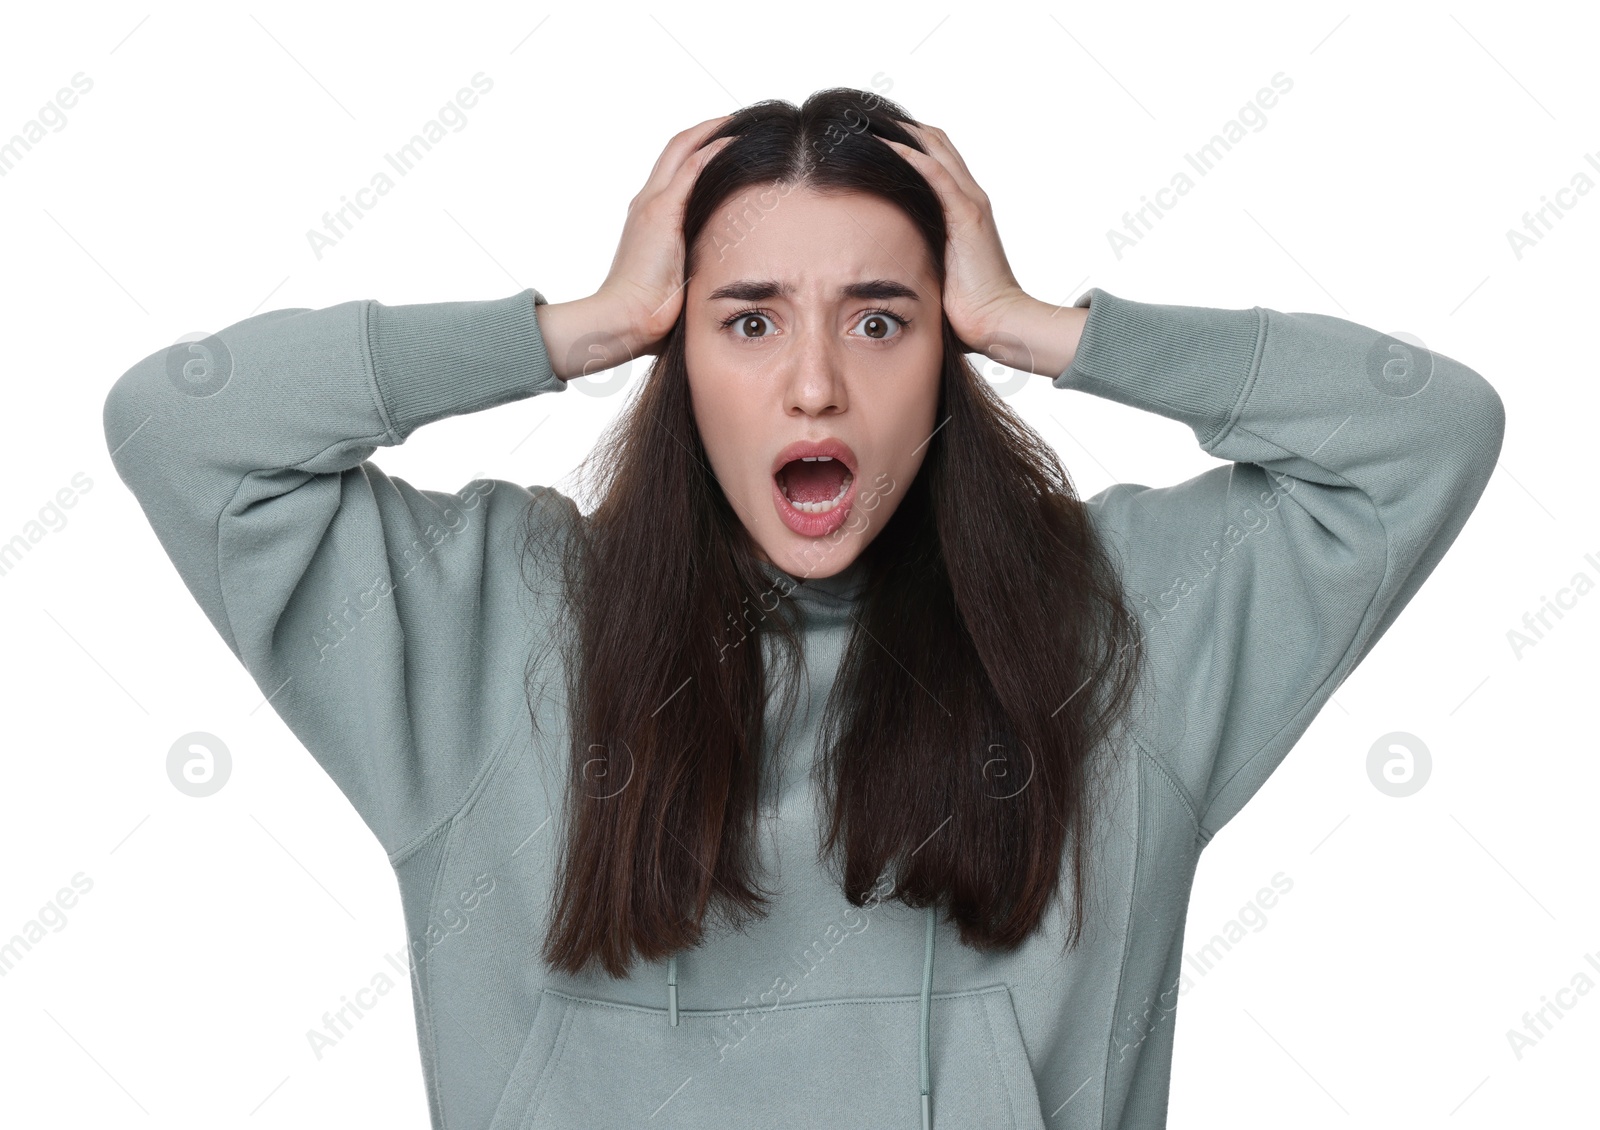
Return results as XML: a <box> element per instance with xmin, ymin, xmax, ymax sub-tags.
<box><xmin>102</xmin><ymin>287</ymin><xmax>576</xmax><ymax>860</ymax></box>
<box><xmin>1056</xmin><ymin>287</ymin><xmax>1504</xmax><ymax>843</ymax></box>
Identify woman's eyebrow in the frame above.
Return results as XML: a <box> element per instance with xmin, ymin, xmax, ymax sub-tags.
<box><xmin>705</xmin><ymin>278</ymin><xmax>921</xmax><ymax>303</ymax></box>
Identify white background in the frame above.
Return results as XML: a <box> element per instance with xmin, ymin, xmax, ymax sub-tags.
<box><xmin>0</xmin><ymin>1</ymin><xmax>1594</xmax><ymax>1127</ymax></box>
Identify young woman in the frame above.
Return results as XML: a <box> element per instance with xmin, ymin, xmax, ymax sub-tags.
<box><xmin>104</xmin><ymin>88</ymin><xmax>1504</xmax><ymax>1129</ymax></box>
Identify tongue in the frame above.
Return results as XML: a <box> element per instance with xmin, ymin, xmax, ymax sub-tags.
<box><xmin>781</xmin><ymin>459</ymin><xmax>848</xmax><ymax>503</ymax></box>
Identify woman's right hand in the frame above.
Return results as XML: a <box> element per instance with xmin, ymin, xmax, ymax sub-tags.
<box><xmin>538</xmin><ymin>115</ymin><xmax>734</xmax><ymax>380</ymax></box>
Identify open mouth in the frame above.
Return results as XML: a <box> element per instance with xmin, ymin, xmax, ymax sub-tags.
<box><xmin>776</xmin><ymin>456</ymin><xmax>854</xmax><ymax>514</ymax></box>
<box><xmin>769</xmin><ymin>440</ymin><xmax>860</xmax><ymax>537</ymax></box>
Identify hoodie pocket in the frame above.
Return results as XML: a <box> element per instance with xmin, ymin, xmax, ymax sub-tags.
<box><xmin>486</xmin><ymin>982</ymin><xmax>1046</xmax><ymax>1130</ymax></box>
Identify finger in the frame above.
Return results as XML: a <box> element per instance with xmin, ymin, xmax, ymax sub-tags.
<box><xmin>643</xmin><ymin>114</ymin><xmax>735</xmax><ymax>198</ymax></box>
<box><xmin>662</xmin><ymin>133</ymin><xmax>735</xmax><ymax>206</ymax></box>
<box><xmin>896</xmin><ymin>122</ymin><xmax>985</xmax><ymax>203</ymax></box>
<box><xmin>643</xmin><ymin>118</ymin><xmax>729</xmax><ymax>201</ymax></box>
<box><xmin>874</xmin><ymin>134</ymin><xmax>973</xmax><ymax>223</ymax></box>
<box><xmin>923</xmin><ymin>125</ymin><xmax>979</xmax><ymax>183</ymax></box>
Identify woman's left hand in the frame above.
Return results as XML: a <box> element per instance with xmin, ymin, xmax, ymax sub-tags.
<box><xmin>872</xmin><ymin>122</ymin><xmax>1033</xmax><ymax>356</ymax></box>
<box><xmin>875</xmin><ymin>121</ymin><xmax>1087</xmax><ymax>379</ymax></box>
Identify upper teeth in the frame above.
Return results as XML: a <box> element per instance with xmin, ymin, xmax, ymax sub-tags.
<box><xmin>801</xmin><ymin>456</ymin><xmax>832</xmax><ymax>461</ymax></box>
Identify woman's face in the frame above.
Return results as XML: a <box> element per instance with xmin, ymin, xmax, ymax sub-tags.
<box><xmin>684</xmin><ymin>184</ymin><xmax>943</xmax><ymax>580</ymax></box>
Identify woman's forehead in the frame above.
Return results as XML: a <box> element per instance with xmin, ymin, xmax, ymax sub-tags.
<box><xmin>690</xmin><ymin>189</ymin><xmax>937</xmax><ymax>299</ymax></box>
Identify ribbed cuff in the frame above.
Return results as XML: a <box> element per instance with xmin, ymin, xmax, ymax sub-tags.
<box><xmin>1053</xmin><ymin>288</ymin><xmax>1264</xmax><ymax>450</ymax></box>
<box><xmin>367</xmin><ymin>287</ymin><xmax>567</xmax><ymax>441</ymax></box>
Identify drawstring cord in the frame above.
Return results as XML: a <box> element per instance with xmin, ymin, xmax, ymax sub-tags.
<box><xmin>663</xmin><ymin>903</ymin><xmax>938</xmax><ymax>1128</ymax></box>
<box><xmin>666</xmin><ymin>953</ymin><xmax>679</xmax><ymax>1026</ymax></box>
<box><xmin>920</xmin><ymin>902</ymin><xmax>936</xmax><ymax>1130</ymax></box>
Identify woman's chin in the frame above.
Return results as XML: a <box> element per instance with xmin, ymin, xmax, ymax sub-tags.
<box><xmin>753</xmin><ymin>528</ymin><xmax>863</xmax><ymax>581</ymax></box>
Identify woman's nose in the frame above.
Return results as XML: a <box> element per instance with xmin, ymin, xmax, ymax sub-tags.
<box><xmin>783</xmin><ymin>320</ymin><xmax>848</xmax><ymax>415</ymax></box>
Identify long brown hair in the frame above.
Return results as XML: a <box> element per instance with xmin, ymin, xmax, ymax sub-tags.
<box><xmin>520</xmin><ymin>87</ymin><xmax>1146</xmax><ymax>979</ymax></box>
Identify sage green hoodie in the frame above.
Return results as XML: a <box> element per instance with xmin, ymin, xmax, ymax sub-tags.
<box><xmin>102</xmin><ymin>284</ymin><xmax>1503</xmax><ymax>1129</ymax></box>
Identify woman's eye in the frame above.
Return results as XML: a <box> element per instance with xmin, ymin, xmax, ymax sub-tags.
<box><xmin>851</xmin><ymin>310</ymin><xmax>907</xmax><ymax>340</ymax></box>
<box><xmin>725</xmin><ymin>311</ymin><xmax>775</xmax><ymax>339</ymax></box>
